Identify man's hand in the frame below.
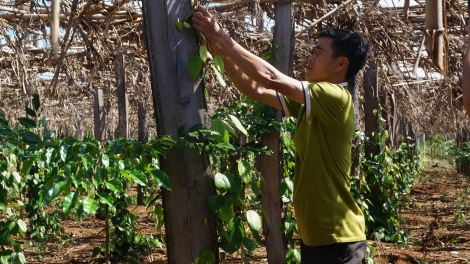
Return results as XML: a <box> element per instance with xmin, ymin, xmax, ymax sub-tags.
<box><xmin>192</xmin><ymin>6</ymin><xmax>224</xmax><ymax>42</ymax></box>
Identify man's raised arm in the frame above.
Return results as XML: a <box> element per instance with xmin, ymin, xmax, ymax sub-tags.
<box><xmin>192</xmin><ymin>6</ymin><xmax>304</xmax><ymax>105</ymax></box>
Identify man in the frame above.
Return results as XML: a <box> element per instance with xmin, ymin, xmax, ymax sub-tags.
<box><xmin>192</xmin><ymin>6</ymin><xmax>370</xmax><ymax>263</ymax></box>
<box><xmin>463</xmin><ymin>21</ymin><xmax>470</xmax><ymax>117</ymax></box>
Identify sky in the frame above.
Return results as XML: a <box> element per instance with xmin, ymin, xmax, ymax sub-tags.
<box><xmin>379</xmin><ymin>0</ymin><xmax>419</xmax><ymax>7</ymax></box>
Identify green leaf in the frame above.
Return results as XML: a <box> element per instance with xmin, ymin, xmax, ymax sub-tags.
<box><xmin>81</xmin><ymin>154</ymin><xmax>93</xmax><ymax>171</ymax></box>
<box><xmin>210</xmin><ymin>119</ymin><xmax>229</xmax><ymax>143</ymax></box>
<box><xmin>102</xmin><ymin>154</ymin><xmax>110</xmax><ymax>167</ymax></box>
<box><xmin>0</xmin><ymin>128</ymin><xmax>13</xmax><ymax>136</ymax></box>
<box><xmin>32</xmin><ymin>93</ymin><xmax>41</xmax><ymax>111</ymax></box>
<box><xmin>12</xmin><ymin>172</ymin><xmax>20</xmax><ymax>184</ymax></box>
<box><xmin>45</xmin><ymin>147</ymin><xmax>55</xmax><ymax>166</ymax></box>
<box><xmin>183</xmin><ymin>9</ymin><xmax>195</xmax><ymax>20</ymax></box>
<box><xmin>17</xmin><ymin>219</ymin><xmax>27</xmax><ymax>234</ymax></box>
<box><xmin>63</xmin><ymin>192</ymin><xmax>79</xmax><ymax>214</ymax></box>
<box><xmin>105</xmin><ymin>179</ymin><xmax>124</xmax><ymax>193</ymax></box>
<box><xmin>25</xmin><ymin>107</ymin><xmax>36</xmax><ymax>118</ymax></box>
<box><xmin>238</xmin><ymin>159</ymin><xmax>252</xmax><ymax>184</ymax></box>
<box><xmin>81</xmin><ymin>197</ymin><xmax>99</xmax><ymax>215</ymax></box>
<box><xmin>60</xmin><ymin>145</ymin><xmax>69</xmax><ymax>163</ymax></box>
<box><xmin>246</xmin><ymin>210</ymin><xmax>262</xmax><ymax>232</ymax></box>
<box><xmin>282</xmin><ymin>132</ymin><xmax>291</xmax><ymax>147</ymax></box>
<box><xmin>183</xmin><ymin>22</ymin><xmax>191</xmax><ymax>28</ymax></box>
<box><xmin>228</xmin><ymin>217</ymin><xmax>245</xmax><ymax>248</ymax></box>
<box><xmin>175</xmin><ymin>18</ymin><xmax>183</xmax><ymax>31</ymax></box>
<box><xmin>148</xmin><ymin>169</ymin><xmax>171</xmax><ymax>190</ymax></box>
<box><xmin>293</xmin><ymin>249</ymin><xmax>301</xmax><ymax>263</ymax></box>
<box><xmin>198</xmin><ymin>249</ymin><xmax>215</xmax><ymax>264</ymax></box>
<box><xmin>17</xmin><ymin>252</ymin><xmax>26</xmax><ymax>264</ymax></box>
<box><xmin>128</xmin><ymin>170</ymin><xmax>148</xmax><ymax>186</ymax></box>
<box><xmin>22</xmin><ymin>158</ymin><xmax>34</xmax><ymax>175</ymax></box>
<box><xmin>188</xmin><ymin>55</ymin><xmax>203</xmax><ymax>80</ymax></box>
<box><xmin>214</xmin><ymin>173</ymin><xmax>231</xmax><ymax>193</ymax></box>
<box><xmin>215</xmin><ymin>142</ymin><xmax>235</xmax><ymax>150</ymax></box>
<box><xmin>97</xmin><ymin>192</ymin><xmax>114</xmax><ymax>207</ymax></box>
<box><xmin>210</xmin><ymin>65</ymin><xmax>226</xmax><ymax>88</ymax></box>
<box><xmin>199</xmin><ymin>45</ymin><xmax>213</xmax><ymax>63</ymax></box>
<box><xmin>218</xmin><ymin>204</ymin><xmax>234</xmax><ymax>222</ymax></box>
<box><xmin>18</xmin><ymin>117</ymin><xmax>36</xmax><ymax>128</ymax></box>
<box><xmin>41</xmin><ymin>181</ymin><xmax>67</xmax><ymax>207</ymax></box>
<box><xmin>208</xmin><ymin>194</ymin><xmax>225</xmax><ymax>212</ymax></box>
<box><xmin>213</xmin><ymin>55</ymin><xmax>224</xmax><ymax>74</ymax></box>
<box><xmin>228</xmin><ymin>115</ymin><xmax>248</xmax><ymax>137</ymax></box>
<box><xmin>22</xmin><ymin>132</ymin><xmax>41</xmax><ymax>143</ymax></box>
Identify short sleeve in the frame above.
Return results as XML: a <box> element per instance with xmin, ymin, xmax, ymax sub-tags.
<box><xmin>307</xmin><ymin>82</ymin><xmax>352</xmax><ymax>124</ymax></box>
<box><xmin>277</xmin><ymin>91</ymin><xmax>301</xmax><ymax>119</ymax></box>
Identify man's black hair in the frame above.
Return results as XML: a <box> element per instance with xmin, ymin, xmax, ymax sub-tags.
<box><xmin>318</xmin><ymin>28</ymin><xmax>370</xmax><ymax>81</ymax></box>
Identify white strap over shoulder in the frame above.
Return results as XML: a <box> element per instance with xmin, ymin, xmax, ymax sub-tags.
<box><xmin>301</xmin><ymin>81</ymin><xmax>311</xmax><ymax>125</ymax></box>
<box><xmin>277</xmin><ymin>92</ymin><xmax>290</xmax><ymax>117</ymax></box>
<box><xmin>339</xmin><ymin>82</ymin><xmax>348</xmax><ymax>87</ymax></box>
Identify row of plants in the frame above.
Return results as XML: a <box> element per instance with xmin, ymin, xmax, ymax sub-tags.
<box><xmin>0</xmin><ymin>95</ymin><xmax>174</xmax><ymax>263</ymax></box>
<box><xmin>361</xmin><ymin>115</ymin><xmax>424</xmax><ymax>249</ymax></box>
<box><xmin>0</xmin><ymin>94</ymin><xmax>424</xmax><ymax>264</ymax></box>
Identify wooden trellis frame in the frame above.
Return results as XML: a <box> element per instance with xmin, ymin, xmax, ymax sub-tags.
<box><xmin>0</xmin><ymin>0</ymin><xmax>467</xmax><ymax>138</ymax></box>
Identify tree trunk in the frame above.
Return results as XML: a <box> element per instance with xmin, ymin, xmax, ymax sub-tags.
<box><xmin>259</xmin><ymin>2</ymin><xmax>294</xmax><ymax>262</ymax></box>
<box><xmin>142</xmin><ymin>1</ymin><xmax>216</xmax><ymax>263</ymax></box>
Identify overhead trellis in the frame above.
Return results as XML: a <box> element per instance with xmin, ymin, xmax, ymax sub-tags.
<box><xmin>0</xmin><ymin>0</ymin><xmax>468</xmax><ymax>138</ymax></box>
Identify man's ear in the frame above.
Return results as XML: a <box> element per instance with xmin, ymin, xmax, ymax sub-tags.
<box><xmin>336</xmin><ymin>57</ymin><xmax>349</xmax><ymax>72</ymax></box>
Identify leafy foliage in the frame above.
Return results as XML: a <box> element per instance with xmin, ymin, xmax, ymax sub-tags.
<box><xmin>360</xmin><ymin>117</ymin><xmax>423</xmax><ymax>245</ymax></box>
<box><xmin>0</xmin><ymin>96</ymin><xmax>171</xmax><ymax>263</ymax></box>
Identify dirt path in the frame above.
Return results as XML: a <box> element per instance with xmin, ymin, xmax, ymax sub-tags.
<box><xmin>373</xmin><ymin>162</ymin><xmax>470</xmax><ymax>263</ymax></box>
<box><xmin>23</xmin><ymin>161</ymin><xmax>470</xmax><ymax>263</ymax></box>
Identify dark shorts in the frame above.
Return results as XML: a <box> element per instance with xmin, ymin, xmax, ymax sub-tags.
<box><xmin>300</xmin><ymin>240</ymin><xmax>367</xmax><ymax>264</ymax></box>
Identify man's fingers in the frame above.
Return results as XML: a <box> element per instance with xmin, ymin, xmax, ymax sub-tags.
<box><xmin>195</xmin><ymin>6</ymin><xmax>212</xmax><ymax>18</ymax></box>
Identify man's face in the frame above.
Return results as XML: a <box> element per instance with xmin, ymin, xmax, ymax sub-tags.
<box><xmin>305</xmin><ymin>37</ymin><xmax>345</xmax><ymax>82</ymax></box>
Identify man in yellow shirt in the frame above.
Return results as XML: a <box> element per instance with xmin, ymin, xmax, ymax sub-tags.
<box><xmin>193</xmin><ymin>6</ymin><xmax>370</xmax><ymax>263</ymax></box>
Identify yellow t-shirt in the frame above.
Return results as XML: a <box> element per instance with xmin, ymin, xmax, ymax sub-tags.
<box><xmin>278</xmin><ymin>81</ymin><xmax>366</xmax><ymax>246</ymax></box>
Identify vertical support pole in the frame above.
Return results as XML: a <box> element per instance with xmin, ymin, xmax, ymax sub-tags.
<box><xmin>138</xmin><ymin>102</ymin><xmax>149</xmax><ymax>143</ymax></box>
<box><xmin>364</xmin><ymin>61</ymin><xmax>380</xmax><ymax>157</ymax></box>
<box><xmin>348</xmin><ymin>74</ymin><xmax>362</xmax><ymax>198</ymax></box>
<box><xmin>137</xmin><ymin>102</ymin><xmax>148</xmax><ymax>205</ymax></box>
<box><xmin>93</xmin><ymin>87</ymin><xmax>105</xmax><ymax>141</ymax></box>
<box><xmin>425</xmin><ymin>0</ymin><xmax>444</xmax><ymax>71</ymax></box>
<box><xmin>116</xmin><ymin>52</ymin><xmax>128</xmax><ymax>139</ymax></box>
<box><xmin>259</xmin><ymin>2</ymin><xmax>293</xmax><ymax>263</ymax></box>
<box><xmin>364</xmin><ymin>61</ymin><xmax>381</xmax><ymax>216</ymax></box>
<box><xmin>142</xmin><ymin>1</ymin><xmax>217</xmax><ymax>262</ymax></box>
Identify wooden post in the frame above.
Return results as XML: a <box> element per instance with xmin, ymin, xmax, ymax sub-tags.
<box><xmin>115</xmin><ymin>52</ymin><xmax>128</xmax><ymax>139</ymax></box>
<box><xmin>364</xmin><ymin>61</ymin><xmax>380</xmax><ymax>157</ymax></box>
<box><xmin>403</xmin><ymin>0</ymin><xmax>410</xmax><ymax>20</ymax></box>
<box><xmin>142</xmin><ymin>1</ymin><xmax>216</xmax><ymax>262</ymax></box>
<box><xmin>137</xmin><ymin>101</ymin><xmax>148</xmax><ymax>205</ymax></box>
<box><xmin>259</xmin><ymin>2</ymin><xmax>294</xmax><ymax>262</ymax></box>
<box><xmin>138</xmin><ymin>102</ymin><xmax>149</xmax><ymax>143</ymax></box>
<box><xmin>425</xmin><ymin>0</ymin><xmax>445</xmax><ymax>71</ymax></box>
<box><xmin>93</xmin><ymin>87</ymin><xmax>105</xmax><ymax>141</ymax></box>
<box><xmin>364</xmin><ymin>61</ymin><xmax>381</xmax><ymax>216</ymax></box>
<box><xmin>348</xmin><ymin>74</ymin><xmax>362</xmax><ymax>198</ymax></box>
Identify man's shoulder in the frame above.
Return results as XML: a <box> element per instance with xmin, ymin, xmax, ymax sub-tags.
<box><xmin>306</xmin><ymin>81</ymin><xmax>350</xmax><ymax>97</ymax></box>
